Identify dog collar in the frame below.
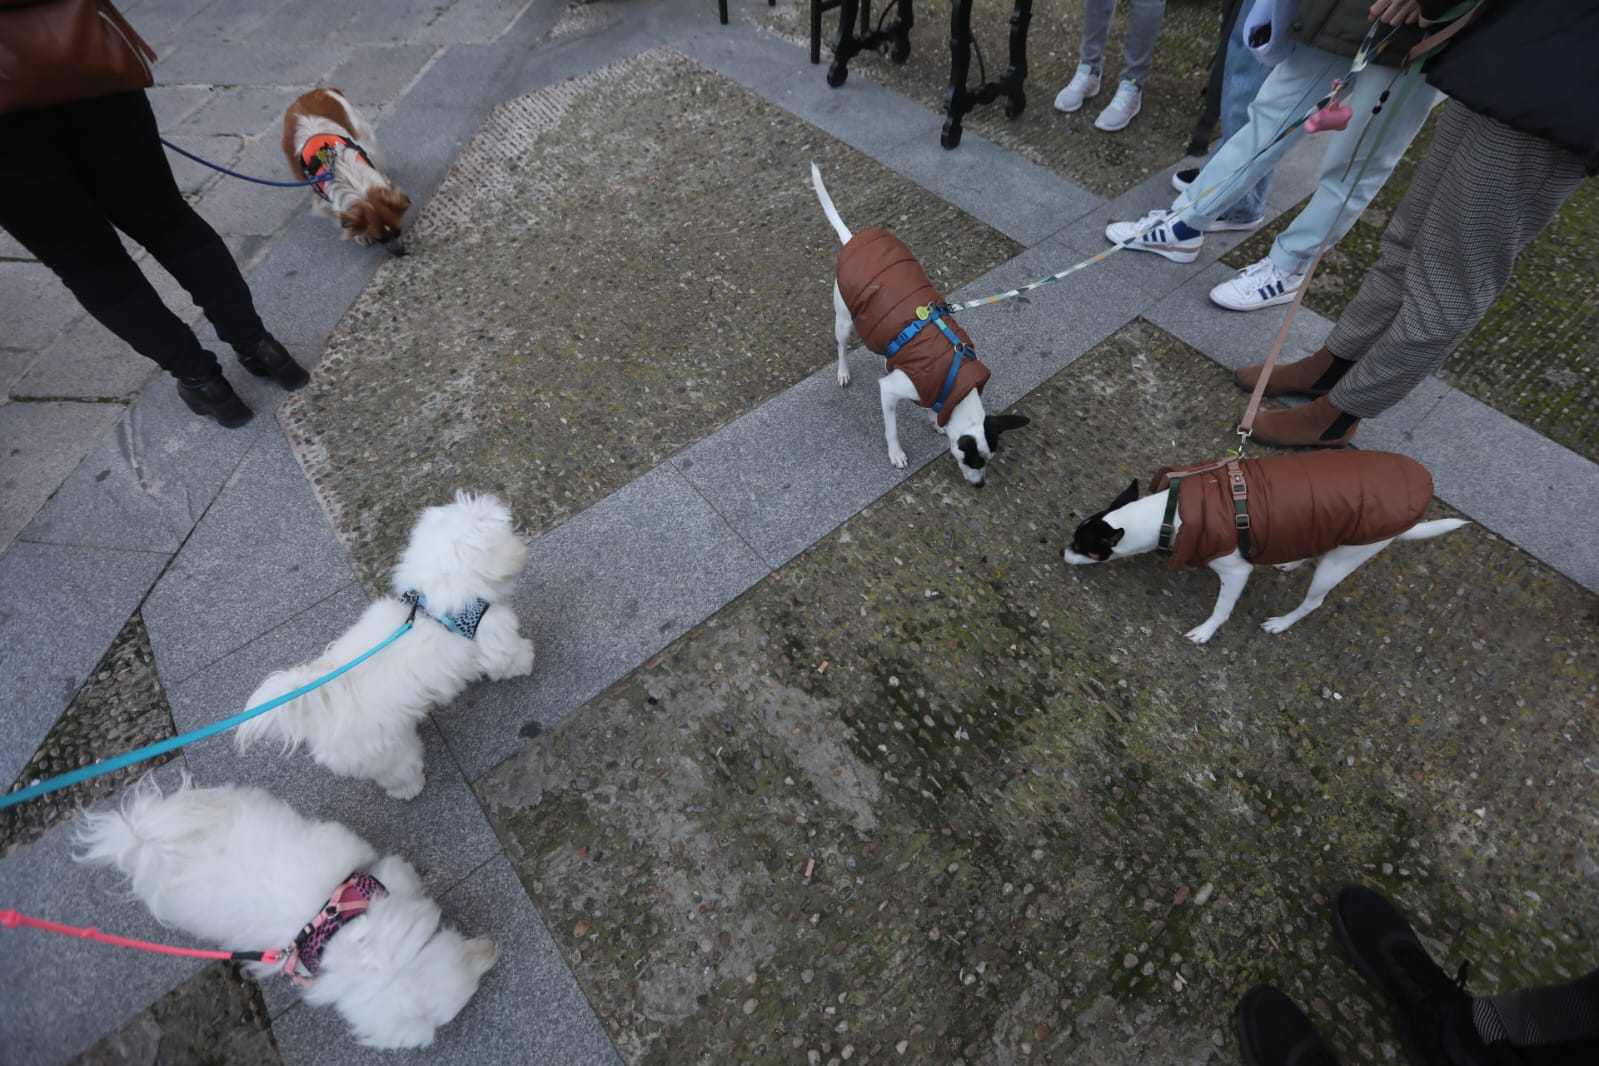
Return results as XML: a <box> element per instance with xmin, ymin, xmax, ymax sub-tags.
<box><xmin>298</xmin><ymin>133</ymin><xmax>375</xmax><ymax>201</ymax></box>
<box><xmin>279</xmin><ymin>871</ymin><xmax>386</xmax><ymax>986</ymax></box>
<box><xmin>401</xmin><ymin>589</ymin><xmax>490</xmax><ymax>640</ymax></box>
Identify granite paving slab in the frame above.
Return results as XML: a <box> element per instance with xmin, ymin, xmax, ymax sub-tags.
<box><xmin>0</xmin><ymin>400</ymin><xmax>126</xmax><ymax>550</ymax></box>
<box><xmin>140</xmin><ymin>429</ymin><xmax>359</xmax><ymax>685</ymax></box>
<box><xmin>0</xmin><ymin>261</ymin><xmax>86</xmax><ymax>352</ymax></box>
<box><xmin>0</xmin><ymin>764</ymin><xmax>199</xmax><ymax>1066</ymax></box>
<box><xmin>21</xmin><ymin>379</ymin><xmax>266</xmax><ymax>553</ymax></box>
<box><xmin>0</xmin><ymin>542</ymin><xmax>169</xmax><ymax>789</ymax></box>
<box><xmin>479</xmin><ymin>320</ymin><xmax>1598</xmax><ymax>1064</ymax></box>
<box><xmin>280</xmin><ymin>46</ymin><xmax>1019</xmax><ymax>587</ymax></box>
<box><xmin>433</xmin><ymin>463</ymin><xmax>772</xmax><ymax>780</ymax></box>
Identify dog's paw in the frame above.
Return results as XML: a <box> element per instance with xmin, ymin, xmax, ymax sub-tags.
<box><xmin>1273</xmin><ymin>560</ymin><xmax>1305</xmax><ymax>572</ymax></box>
<box><xmin>837</xmin><ymin>365</ymin><xmax>852</xmax><ymax>387</ymax></box>
<box><xmin>505</xmin><ymin>639</ymin><xmax>536</xmax><ymax>678</ymax></box>
<box><xmin>927</xmin><ymin>412</ymin><xmax>943</xmax><ymax>435</ymax></box>
<box><xmin>1260</xmin><ymin>615</ymin><xmax>1296</xmax><ymax>635</ymax></box>
<box><xmin>888</xmin><ymin>445</ymin><xmax>908</xmax><ymax>469</ymax></box>
<box><xmin>1184</xmin><ymin>624</ymin><xmax>1218</xmax><ymax>645</ymax></box>
<box><xmin>386</xmin><ymin>774</ymin><xmax>425</xmax><ymax>801</ymax></box>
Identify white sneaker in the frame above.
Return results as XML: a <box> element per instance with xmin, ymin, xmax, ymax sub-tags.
<box><xmin>1093</xmin><ymin>80</ymin><xmax>1142</xmax><ymax>132</ymax></box>
<box><xmin>1053</xmin><ymin>64</ymin><xmax>1101</xmax><ymax>113</ymax></box>
<box><xmin>1104</xmin><ymin>209</ymin><xmax>1203</xmax><ymax>263</ymax></box>
<box><xmin>1209</xmin><ymin>257</ymin><xmax>1305</xmax><ymax>311</ymax></box>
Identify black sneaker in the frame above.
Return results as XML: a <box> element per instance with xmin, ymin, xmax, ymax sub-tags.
<box><xmin>177</xmin><ymin>371</ymin><xmax>253</xmax><ymax>428</ymax></box>
<box><xmin>1172</xmin><ymin>166</ymin><xmax>1200</xmax><ymax>193</ymax></box>
<box><xmin>235</xmin><ymin>334</ymin><xmax>310</xmax><ymax>390</ymax></box>
<box><xmin>1333</xmin><ymin>885</ymin><xmax>1492</xmax><ymax>1066</ymax></box>
<box><xmin>1237</xmin><ymin>985</ymin><xmax>1340</xmax><ymax>1066</ymax></box>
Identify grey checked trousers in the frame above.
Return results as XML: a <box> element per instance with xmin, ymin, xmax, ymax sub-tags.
<box><xmin>1327</xmin><ymin>100</ymin><xmax>1588</xmax><ymax>419</ymax></box>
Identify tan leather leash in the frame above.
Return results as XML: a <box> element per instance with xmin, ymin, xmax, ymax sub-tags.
<box><xmin>1234</xmin><ymin>2</ymin><xmax>1490</xmax><ymax>450</ymax></box>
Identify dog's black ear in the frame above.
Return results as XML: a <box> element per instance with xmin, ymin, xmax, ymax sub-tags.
<box><xmin>957</xmin><ymin>434</ymin><xmax>987</xmax><ymax>470</ymax></box>
<box><xmin>1106</xmin><ymin>526</ymin><xmax>1126</xmax><ymax>548</ymax></box>
<box><xmin>1110</xmin><ymin>479</ymin><xmax>1140</xmax><ymax>511</ymax></box>
<box><xmin>983</xmin><ymin>414</ymin><xmax>1031</xmax><ymax>451</ymax></box>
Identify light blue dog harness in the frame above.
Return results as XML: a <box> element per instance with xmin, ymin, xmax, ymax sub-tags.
<box><xmin>400</xmin><ymin>589</ymin><xmax>490</xmax><ymax>640</ymax></box>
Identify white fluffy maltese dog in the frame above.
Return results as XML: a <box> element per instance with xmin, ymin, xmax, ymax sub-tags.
<box><xmin>238</xmin><ymin>491</ymin><xmax>534</xmax><ymax>798</ymax></box>
<box><xmin>76</xmin><ymin>777</ymin><xmax>499</xmax><ymax>1049</ymax></box>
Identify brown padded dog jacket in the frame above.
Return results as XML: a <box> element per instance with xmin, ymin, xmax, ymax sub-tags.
<box><xmin>1151</xmin><ymin>450</ymin><xmax>1434</xmax><ymax>571</ymax></box>
<box><xmin>836</xmin><ymin>228</ymin><xmax>990</xmax><ymax>428</ymax></box>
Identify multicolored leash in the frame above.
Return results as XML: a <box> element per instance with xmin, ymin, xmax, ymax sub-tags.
<box><xmin>1</xmin><ymin>908</ymin><xmax>284</xmax><ymax>965</ymax></box>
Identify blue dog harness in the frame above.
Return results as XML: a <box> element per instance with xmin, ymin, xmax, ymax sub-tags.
<box><xmin>883</xmin><ymin>303</ymin><xmax>974</xmax><ymax>415</ymax></box>
<box><xmin>400</xmin><ymin>590</ymin><xmax>490</xmax><ymax>640</ymax></box>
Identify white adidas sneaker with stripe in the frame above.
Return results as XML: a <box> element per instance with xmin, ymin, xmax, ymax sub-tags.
<box><xmin>1209</xmin><ymin>257</ymin><xmax>1306</xmax><ymax>311</ymax></box>
<box><xmin>1103</xmin><ymin>209</ymin><xmax>1204</xmax><ymax>263</ymax></box>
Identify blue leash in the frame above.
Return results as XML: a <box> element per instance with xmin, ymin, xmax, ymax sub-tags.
<box><xmin>159</xmin><ymin>137</ymin><xmax>333</xmax><ymax>188</ymax></box>
<box><xmin>0</xmin><ymin>619</ymin><xmax>414</xmax><ymax>811</ymax></box>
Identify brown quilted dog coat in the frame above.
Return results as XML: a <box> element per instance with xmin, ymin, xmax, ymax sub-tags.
<box><xmin>1151</xmin><ymin>451</ymin><xmax>1434</xmax><ymax>571</ymax></box>
<box><xmin>836</xmin><ymin>228</ymin><xmax>990</xmax><ymax>428</ymax></box>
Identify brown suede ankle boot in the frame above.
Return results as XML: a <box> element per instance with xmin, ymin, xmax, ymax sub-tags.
<box><xmin>1233</xmin><ymin>347</ymin><xmax>1352</xmax><ymax>397</ymax></box>
<box><xmin>1250</xmin><ymin>395</ymin><xmax>1360</xmax><ymax>448</ymax></box>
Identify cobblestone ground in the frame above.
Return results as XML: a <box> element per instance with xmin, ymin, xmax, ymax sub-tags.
<box><xmin>0</xmin><ymin>614</ymin><xmax>175</xmax><ymax>858</ymax></box>
<box><xmin>758</xmin><ymin>0</ymin><xmax>1223</xmax><ymax>197</ymax></box>
<box><xmin>478</xmin><ymin>323</ymin><xmax>1599</xmax><ymax>1064</ymax></box>
<box><xmin>71</xmin><ymin>963</ymin><xmax>280</xmax><ymax>1066</ymax></box>
<box><xmin>281</xmin><ymin>48</ymin><xmax>1020</xmax><ymax>587</ymax></box>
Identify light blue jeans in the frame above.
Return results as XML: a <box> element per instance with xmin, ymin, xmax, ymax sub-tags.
<box><xmin>1216</xmin><ymin>10</ymin><xmax>1273</xmax><ymax>225</ymax></box>
<box><xmin>1078</xmin><ymin>0</ymin><xmax>1167</xmax><ymax>88</ymax></box>
<box><xmin>1172</xmin><ymin>41</ymin><xmax>1441</xmax><ymax>274</ymax></box>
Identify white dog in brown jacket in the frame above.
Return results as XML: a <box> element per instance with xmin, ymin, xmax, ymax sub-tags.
<box><xmin>811</xmin><ymin>164</ymin><xmax>1028</xmax><ymax>487</ymax></box>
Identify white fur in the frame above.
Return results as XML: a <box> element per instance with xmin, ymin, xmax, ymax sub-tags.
<box><xmin>76</xmin><ymin>778</ymin><xmax>499</xmax><ymax>1049</ymax></box>
<box><xmin>238</xmin><ymin>491</ymin><xmax>534</xmax><ymax>798</ymax></box>
<box><xmin>811</xmin><ymin>163</ymin><xmax>1007</xmax><ymax>487</ymax></box>
<box><xmin>1064</xmin><ymin>489</ymin><xmax>1469</xmax><ymax>643</ymax></box>
<box><xmin>291</xmin><ymin>89</ymin><xmax>402</xmax><ymax>248</ymax></box>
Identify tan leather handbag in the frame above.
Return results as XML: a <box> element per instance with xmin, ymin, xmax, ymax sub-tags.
<box><xmin>0</xmin><ymin>0</ymin><xmax>156</xmax><ymax>115</ymax></box>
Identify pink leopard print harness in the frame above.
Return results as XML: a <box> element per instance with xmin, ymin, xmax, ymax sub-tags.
<box><xmin>278</xmin><ymin>872</ymin><xmax>387</xmax><ymax>986</ymax></box>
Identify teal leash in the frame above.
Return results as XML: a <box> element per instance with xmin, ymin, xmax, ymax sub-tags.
<box><xmin>0</xmin><ymin>619</ymin><xmax>415</xmax><ymax>811</ymax></box>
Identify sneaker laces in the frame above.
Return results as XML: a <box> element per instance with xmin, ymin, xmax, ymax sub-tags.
<box><xmin>1239</xmin><ymin>258</ymin><xmax>1280</xmax><ymax>283</ymax></box>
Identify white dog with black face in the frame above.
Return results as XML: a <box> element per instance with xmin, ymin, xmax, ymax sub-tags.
<box><xmin>77</xmin><ymin>778</ymin><xmax>498</xmax><ymax>1049</ymax></box>
<box><xmin>239</xmin><ymin>491</ymin><xmax>534</xmax><ymax>798</ymax></box>
<box><xmin>811</xmin><ymin>164</ymin><xmax>1028</xmax><ymax>487</ymax></box>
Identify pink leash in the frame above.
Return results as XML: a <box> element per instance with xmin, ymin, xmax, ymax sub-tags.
<box><xmin>1</xmin><ymin>907</ymin><xmax>283</xmax><ymax>965</ymax></box>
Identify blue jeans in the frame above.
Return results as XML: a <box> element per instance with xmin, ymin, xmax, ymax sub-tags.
<box><xmin>1172</xmin><ymin>42</ymin><xmax>1440</xmax><ymax>274</ymax></box>
<box><xmin>1216</xmin><ymin>11</ymin><xmax>1272</xmax><ymax>225</ymax></box>
<box><xmin>1078</xmin><ymin>0</ymin><xmax>1166</xmax><ymax>87</ymax></box>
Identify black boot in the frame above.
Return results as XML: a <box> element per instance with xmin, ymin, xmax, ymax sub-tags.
<box><xmin>177</xmin><ymin>371</ymin><xmax>253</xmax><ymax>428</ymax></box>
<box><xmin>234</xmin><ymin>334</ymin><xmax>310</xmax><ymax>390</ymax></box>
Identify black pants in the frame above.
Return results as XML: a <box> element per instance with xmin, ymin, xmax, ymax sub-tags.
<box><xmin>0</xmin><ymin>90</ymin><xmax>265</xmax><ymax>379</ymax></box>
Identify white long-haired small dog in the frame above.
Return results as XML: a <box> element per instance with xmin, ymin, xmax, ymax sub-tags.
<box><xmin>239</xmin><ymin>491</ymin><xmax>534</xmax><ymax>799</ymax></box>
<box><xmin>76</xmin><ymin>777</ymin><xmax>499</xmax><ymax>1049</ymax></box>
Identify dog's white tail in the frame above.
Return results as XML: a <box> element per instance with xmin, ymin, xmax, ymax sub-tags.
<box><xmin>810</xmin><ymin>163</ymin><xmax>853</xmax><ymax>244</ymax></box>
<box><xmin>235</xmin><ymin>666</ymin><xmax>322</xmax><ymax>752</ymax></box>
<box><xmin>74</xmin><ymin>775</ymin><xmax>228</xmax><ymax>891</ymax></box>
<box><xmin>1397</xmin><ymin>518</ymin><xmax>1470</xmax><ymax>542</ymax></box>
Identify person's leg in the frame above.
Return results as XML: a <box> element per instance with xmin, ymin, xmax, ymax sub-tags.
<box><xmin>63</xmin><ymin>92</ymin><xmax>265</xmax><ymax>350</ymax></box>
<box><xmin>1077</xmin><ymin>0</ymin><xmax>1117</xmax><ymax>75</ymax></box>
<box><xmin>0</xmin><ymin>101</ymin><xmax>219</xmax><ymax>382</ymax></box>
<box><xmin>1215</xmin><ymin>11</ymin><xmax>1274</xmax><ymax>226</ymax></box>
<box><xmin>1267</xmin><ymin>70</ymin><xmax>1442</xmax><ymax>276</ymax></box>
<box><xmin>1476</xmin><ymin>968</ymin><xmax>1599</xmax><ymax>1061</ymax></box>
<box><xmin>1171</xmin><ymin>45</ymin><xmax>1345</xmax><ymax>229</ymax></box>
<box><xmin>1115</xmin><ymin>0</ymin><xmax>1167</xmax><ymax>87</ymax></box>
<box><xmin>1329</xmin><ymin>106</ymin><xmax>1587</xmax><ymax>419</ymax></box>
